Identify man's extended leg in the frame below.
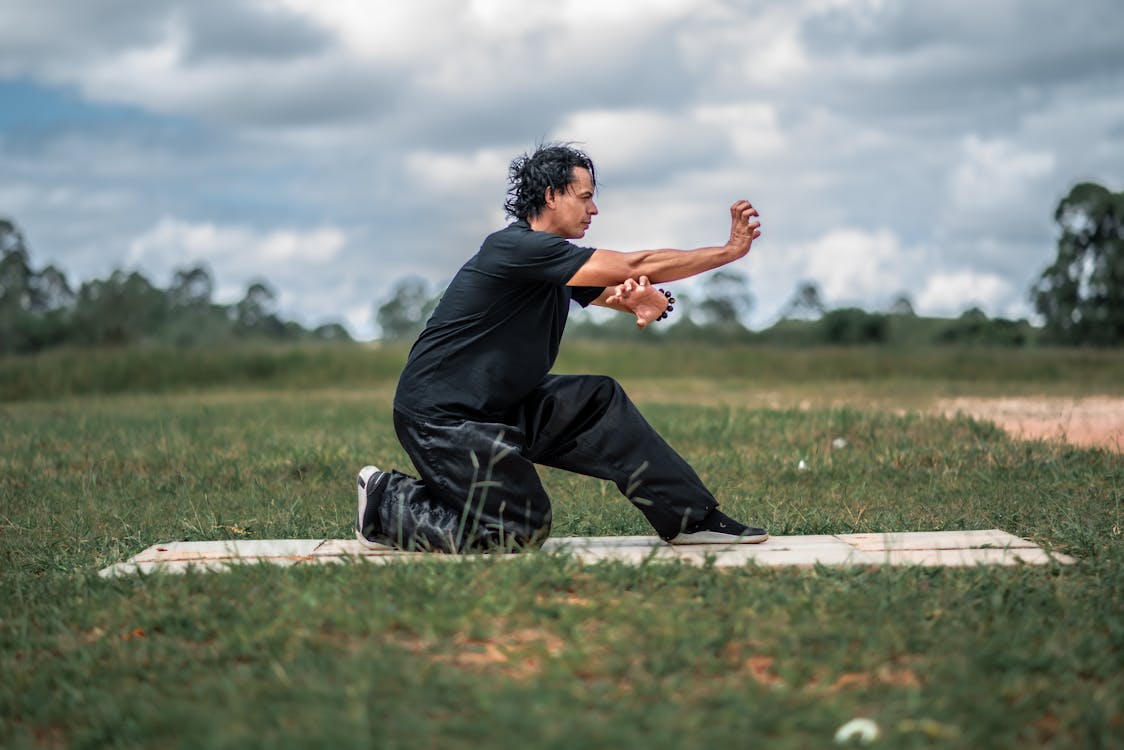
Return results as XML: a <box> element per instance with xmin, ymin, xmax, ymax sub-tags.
<box><xmin>517</xmin><ymin>374</ymin><xmax>765</xmax><ymax>542</ymax></box>
<box><xmin>359</xmin><ymin>411</ymin><xmax>553</xmax><ymax>553</ymax></box>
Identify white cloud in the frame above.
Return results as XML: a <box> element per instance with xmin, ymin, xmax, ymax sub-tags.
<box><xmin>273</xmin><ymin>1</ymin><xmax>458</xmax><ymax>59</ymax></box>
<box><xmin>584</xmin><ymin>192</ymin><xmax>715</xmax><ymax>253</ymax></box>
<box><xmin>947</xmin><ymin>135</ymin><xmax>1056</xmax><ymax>229</ymax></box>
<box><xmin>275</xmin><ymin>0</ymin><xmax>698</xmax><ymax>56</ymax></box>
<box><xmin>76</xmin><ymin>35</ymin><xmax>381</xmax><ymax>127</ymax></box>
<box><xmin>738</xmin><ymin>226</ymin><xmax>926</xmax><ymax>324</ymax></box>
<box><xmin>486</xmin><ymin>0</ymin><xmax>697</xmax><ymax>27</ymax></box>
<box><xmin>916</xmin><ymin>269</ymin><xmax>1013</xmax><ymax>316</ymax></box>
<box><xmin>128</xmin><ymin>218</ymin><xmax>345</xmax><ymax>280</ymax></box>
<box><xmin>550</xmin><ymin>108</ymin><xmax>727</xmax><ymax>180</ymax></box>
<box><xmin>694</xmin><ymin>104</ymin><xmax>787</xmax><ymax>159</ymax></box>
<box><xmin>258</xmin><ymin>227</ymin><xmax>345</xmax><ymax>263</ymax></box>
<box><xmin>125</xmin><ymin>218</ymin><xmax>351</xmax><ymax>327</ymax></box>
<box><xmin>801</xmin><ymin>227</ymin><xmax>918</xmax><ymax>304</ymax></box>
<box><xmin>404</xmin><ymin>148</ymin><xmax>510</xmax><ymax>195</ymax></box>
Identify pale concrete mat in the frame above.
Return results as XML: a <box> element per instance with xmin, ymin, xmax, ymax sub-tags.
<box><xmin>99</xmin><ymin>529</ymin><xmax>1074</xmax><ymax>577</ymax></box>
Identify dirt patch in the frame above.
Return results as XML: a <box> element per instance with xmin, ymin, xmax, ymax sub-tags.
<box><xmin>626</xmin><ymin>378</ymin><xmax>1124</xmax><ymax>453</ymax></box>
<box><xmin>399</xmin><ymin>625</ymin><xmax>567</xmax><ymax>680</ymax></box>
<box><xmin>938</xmin><ymin>396</ymin><xmax>1124</xmax><ymax>452</ymax></box>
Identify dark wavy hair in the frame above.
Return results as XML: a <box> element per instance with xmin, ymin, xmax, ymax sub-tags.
<box><xmin>504</xmin><ymin>143</ymin><xmax>596</xmax><ymax>221</ymax></box>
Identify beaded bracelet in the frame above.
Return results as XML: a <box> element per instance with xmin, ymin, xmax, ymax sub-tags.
<box><xmin>657</xmin><ymin>288</ymin><xmax>675</xmax><ymax>321</ymax></box>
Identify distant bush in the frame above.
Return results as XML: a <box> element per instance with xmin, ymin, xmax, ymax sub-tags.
<box><xmin>934</xmin><ymin>308</ymin><xmax>1033</xmax><ymax>346</ymax></box>
<box><xmin>820</xmin><ymin>308</ymin><xmax>890</xmax><ymax>345</ymax></box>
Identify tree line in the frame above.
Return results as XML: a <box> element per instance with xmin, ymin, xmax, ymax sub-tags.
<box><xmin>0</xmin><ymin>219</ymin><xmax>349</xmax><ymax>355</ymax></box>
<box><xmin>375</xmin><ymin>270</ymin><xmax>1039</xmax><ymax>348</ymax></box>
<box><xmin>3</xmin><ymin>181</ymin><xmax>1121</xmax><ymax>354</ymax></box>
<box><xmin>377</xmin><ymin>182</ymin><xmax>1123</xmax><ymax>347</ymax></box>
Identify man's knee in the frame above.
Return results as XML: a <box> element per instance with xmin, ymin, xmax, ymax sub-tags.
<box><xmin>588</xmin><ymin>374</ymin><xmax>626</xmax><ymax>403</ymax></box>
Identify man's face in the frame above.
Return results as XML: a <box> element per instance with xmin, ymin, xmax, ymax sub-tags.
<box><xmin>543</xmin><ymin>167</ymin><xmax>598</xmax><ymax>239</ymax></box>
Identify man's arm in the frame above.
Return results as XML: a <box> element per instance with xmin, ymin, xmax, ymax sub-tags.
<box><xmin>568</xmin><ymin>200</ymin><xmax>760</xmax><ymax>287</ymax></box>
<box><xmin>589</xmin><ymin>276</ymin><xmax>672</xmax><ymax>328</ymax></box>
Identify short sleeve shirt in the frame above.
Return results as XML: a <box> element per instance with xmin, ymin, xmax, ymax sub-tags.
<box><xmin>393</xmin><ymin>220</ymin><xmax>603</xmax><ymax>420</ymax></box>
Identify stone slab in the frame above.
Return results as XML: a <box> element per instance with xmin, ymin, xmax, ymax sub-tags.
<box><xmin>130</xmin><ymin>539</ymin><xmax>325</xmax><ymax>563</ymax></box>
<box><xmin>872</xmin><ymin>547</ymin><xmax>1071</xmax><ymax>566</ymax></box>
<box><xmin>98</xmin><ymin>529</ymin><xmax>1074</xmax><ymax>577</ymax></box>
<box><xmin>839</xmin><ymin>529</ymin><xmax>1035</xmax><ymax>552</ymax></box>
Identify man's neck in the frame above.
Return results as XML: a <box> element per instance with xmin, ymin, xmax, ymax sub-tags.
<box><xmin>529</xmin><ymin>216</ymin><xmax>564</xmax><ymax>237</ymax></box>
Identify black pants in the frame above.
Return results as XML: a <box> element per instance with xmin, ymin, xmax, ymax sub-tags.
<box><xmin>376</xmin><ymin>374</ymin><xmax>718</xmax><ymax>552</ymax></box>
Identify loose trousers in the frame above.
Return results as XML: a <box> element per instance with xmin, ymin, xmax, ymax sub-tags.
<box><xmin>376</xmin><ymin>374</ymin><xmax>719</xmax><ymax>552</ymax></box>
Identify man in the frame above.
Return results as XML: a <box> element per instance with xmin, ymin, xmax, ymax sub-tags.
<box><xmin>357</xmin><ymin>143</ymin><xmax>767</xmax><ymax>552</ymax></box>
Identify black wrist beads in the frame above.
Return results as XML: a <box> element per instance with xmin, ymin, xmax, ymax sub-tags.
<box><xmin>657</xmin><ymin>288</ymin><xmax>675</xmax><ymax>321</ymax></box>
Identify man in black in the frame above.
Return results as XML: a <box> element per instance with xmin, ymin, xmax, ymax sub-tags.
<box><xmin>357</xmin><ymin>144</ymin><xmax>767</xmax><ymax>552</ymax></box>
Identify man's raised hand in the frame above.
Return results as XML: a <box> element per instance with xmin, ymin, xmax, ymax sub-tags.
<box><xmin>727</xmin><ymin>200</ymin><xmax>761</xmax><ymax>258</ymax></box>
<box><xmin>605</xmin><ymin>276</ymin><xmax>670</xmax><ymax>328</ymax></box>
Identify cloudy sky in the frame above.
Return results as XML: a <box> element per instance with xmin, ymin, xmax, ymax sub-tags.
<box><xmin>2</xmin><ymin>0</ymin><xmax>1122</xmax><ymax>337</ymax></box>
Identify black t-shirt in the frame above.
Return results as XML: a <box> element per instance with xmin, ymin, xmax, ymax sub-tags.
<box><xmin>394</xmin><ymin>220</ymin><xmax>603</xmax><ymax>421</ymax></box>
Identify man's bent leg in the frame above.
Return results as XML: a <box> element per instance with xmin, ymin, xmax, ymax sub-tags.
<box><xmin>519</xmin><ymin>374</ymin><xmax>718</xmax><ymax>540</ymax></box>
<box><xmin>370</xmin><ymin>410</ymin><xmax>552</xmax><ymax>553</ymax></box>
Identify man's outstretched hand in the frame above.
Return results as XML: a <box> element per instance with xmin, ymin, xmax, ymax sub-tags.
<box><xmin>727</xmin><ymin>200</ymin><xmax>761</xmax><ymax>258</ymax></box>
<box><xmin>605</xmin><ymin>276</ymin><xmax>670</xmax><ymax>328</ymax></box>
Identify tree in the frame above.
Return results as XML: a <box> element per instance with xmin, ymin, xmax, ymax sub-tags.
<box><xmin>0</xmin><ymin>220</ymin><xmax>33</xmax><ymax>353</ymax></box>
<box><xmin>1</xmin><ymin>218</ymin><xmax>353</xmax><ymax>351</ymax></box>
<box><xmin>778</xmin><ymin>280</ymin><xmax>826</xmax><ymax>320</ymax></box>
<box><xmin>73</xmin><ymin>270</ymin><xmax>169</xmax><ymax>345</ymax></box>
<box><xmin>1</xmin><ymin>220</ymin><xmax>76</xmax><ymax>353</ymax></box>
<box><xmin>694</xmin><ymin>269</ymin><xmax>753</xmax><ymax>331</ymax></box>
<box><xmin>312</xmin><ymin>322</ymin><xmax>352</xmax><ymax>341</ymax></box>
<box><xmin>27</xmin><ymin>265</ymin><xmax>74</xmax><ymax>312</ymax></box>
<box><xmin>234</xmin><ymin>281</ymin><xmax>286</xmax><ymax>338</ymax></box>
<box><xmin>1032</xmin><ymin>182</ymin><xmax>1124</xmax><ymax>345</ymax></box>
<box><xmin>169</xmin><ymin>265</ymin><xmax>214</xmax><ymax>309</ymax></box>
<box><xmin>888</xmin><ymin>292</ymin><xmax>915</xmax><ymax>316</ymax></box>
<box><xmin>161</xmin><ymin>265</ymin><xmax>233</xmax><ymax>346</ymax></box>
<box><xmin>376</xmin><ymin>276</ymin><xmax>441</xmax><ymax>341</ymax></box>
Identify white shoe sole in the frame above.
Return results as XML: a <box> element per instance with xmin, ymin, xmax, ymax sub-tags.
<box><xmin>355</xmin><ymin>528</ymin><xmax>392</xmax><ymax>550</ymax></box>
<box><xmin>667</xmin><ymin>530</ymin><xmax>769</xmax><ymax>545</ymax></box>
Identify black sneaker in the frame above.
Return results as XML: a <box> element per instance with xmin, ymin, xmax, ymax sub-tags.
<box><xmin>356</xmin><ymin>465</ymin><xmax>390</xmax><ymax>549</ymax></box>
<box><xmin>667</xmin><ymin>509</ymin><xmax>769</xmax><ymax>545</ymax></box>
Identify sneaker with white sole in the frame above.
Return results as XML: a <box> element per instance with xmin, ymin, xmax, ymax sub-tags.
<box><xmin>356</xmin><ymin>465</ymin><xmax>390</xmax><ymax>549</ymax></box>
<box><xmin>667</xmin><ymin>508</ymin><xmax>769</xmax><ymax>545</ymax></box>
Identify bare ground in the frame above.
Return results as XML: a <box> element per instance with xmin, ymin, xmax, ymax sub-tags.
<box><xmin>624</xmin><ymin>379</ymin><xmax>1124</xmax><ymax>453</ymax></box>
<box><xmin>938</xmin><ymin>396</ymin><xmax>1124</xmax><ymax>452</ymax></box>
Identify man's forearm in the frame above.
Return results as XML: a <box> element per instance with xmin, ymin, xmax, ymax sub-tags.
<box><xmin>589</xmin><ymin>286</ymin><xmax>629</xmax><ymax>313</ymax></box>
<box><xmin>568</xmin><ymin>200</ymin><xmax>759</xmax><ymax>287</ymax></box>
<box><xmin>569</xmin><ymin>245</ymin><xmax>740</xmax><ymax>287</ymax></box>
<box><xmin>626</xmin><ymin>245</ymin><xmax>741</xmax><ymax>284</ymax></box>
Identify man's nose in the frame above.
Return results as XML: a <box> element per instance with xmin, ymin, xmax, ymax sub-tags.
<box><xmin>588</xmin><ymin>201</ymin><xmax>599</xmax><ymax>215</ymax></box>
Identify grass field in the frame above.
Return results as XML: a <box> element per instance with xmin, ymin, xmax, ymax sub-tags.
<box><xmin>1</xmin><ymin>343</ymin><xmax>1122</xmax><ymax>748</ymax></box>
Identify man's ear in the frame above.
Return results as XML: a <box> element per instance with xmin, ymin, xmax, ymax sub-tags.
<box><xmin>544</xmin><ymin>187</ymin><xmax>556</xmax><ymax>208</ymax></box>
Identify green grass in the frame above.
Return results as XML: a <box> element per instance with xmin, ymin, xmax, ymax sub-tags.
<box><xmin>1</xmin><ymin>345</ymin><xmax>1122</xmax><ymax>748</ymax></box>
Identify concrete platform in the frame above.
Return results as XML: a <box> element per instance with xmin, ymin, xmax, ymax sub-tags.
<box><xmin>99</xmin><ymin>529</ymin><xmax>1074</xmax><ymax>577</ymax></box>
